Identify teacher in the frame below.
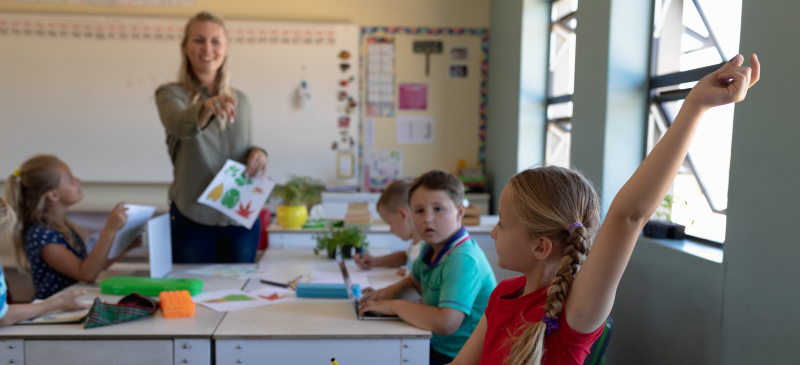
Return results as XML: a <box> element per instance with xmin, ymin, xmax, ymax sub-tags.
<box><xmin>155</xmin><ymin>11</ymin><xmax>268</xmax><ymax>264</ymax></box>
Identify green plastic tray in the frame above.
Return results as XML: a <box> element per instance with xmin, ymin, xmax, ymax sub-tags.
<box><xmin>99</xmin><ymin>276</ymin><xmax>203</xmax><ymax>297</ymax></box>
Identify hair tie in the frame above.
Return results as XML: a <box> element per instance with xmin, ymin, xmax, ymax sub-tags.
<box><xmin>541</xmin><ymin>315</ymin><xmax>559</xmax><ymax>335</ymax></box>
<box><xmin>12</xmin><ymin>169</ymin><xmax>20</xmax><ymax>178</ymax></box>
<box><xmin>568</xmin><ymin>222</ymin><xmax>583</xmax><ymax>234</ymax></box>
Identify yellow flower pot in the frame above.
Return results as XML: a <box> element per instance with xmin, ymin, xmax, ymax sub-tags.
<box><xmin>276</xmin><ymin>205</ymin><xmax>308</xmax><ymax>229</ymax></box>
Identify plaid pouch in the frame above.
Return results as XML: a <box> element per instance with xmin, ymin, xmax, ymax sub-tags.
<box><xmin>84</xmin><ymin>293</ymin><xmax>159</xmax><ymax>329</ymax></box>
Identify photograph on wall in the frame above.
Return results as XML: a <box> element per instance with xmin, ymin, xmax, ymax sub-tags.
<box><xmin>449</xmin><ymin>65</ymin><xmax>468</xmax><ymax>79</ymax></box>
<box><xmin>449</xmin><ymin>46</ymin><xmax>469</xmax><ymax>61</ymax></box>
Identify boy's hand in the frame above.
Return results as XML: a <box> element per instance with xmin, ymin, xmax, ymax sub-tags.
<box><xmin>359</xmin><ymin>286</ymin><xmax>399</xmax><ymax>305</ymax></box>
<box><xmin>359</xmin><ymin>299</ymin><xmax>396</xmax><ymax>316</ymax></box>
<box><xmin>52</xmin><ymin>289</ymin><xmax>92</xmax><ymax>312</ymax></box>
<box><xmin>686</xmin><ymin>54</ymin><xmax>760</xmax><ymax>110</ymax></box>
<box><xmin>354</xmin><ymin>253</ymin><xmax>374</xmax><ymax>269</ymax></box>
<box><xmin>104</xmin><ymin>202</ymin><xmax>129</xmax><ymax>232</ymax></box>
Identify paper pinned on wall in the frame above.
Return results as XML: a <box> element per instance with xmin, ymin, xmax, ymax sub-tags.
<box><xmin>366</xmin><ymin>36</ymin><xmax>396</xmax><ymax>117</ymax></box>
<box><xmin>363</xmin><ymin>149</ymin><xmax>403</xmax><ymax>179</ymax></box>
<box><xmin>396</xmin><ymin>116</ymin><xmax>435</xmax><ymax>144</ymax></box>
<box><xmin>364</xmin><ymin>118</ymin><xmax>375</xmax><ymax>147</ymax></box>
<box><xmin>197</xmin><ymin>160</ymin><xmax>276</xmax><ymax>229</ymax></box>
<box><xmin>398</xmin><ymin>83</ymin><xmax>428</xmax><ymax>110</ymax></box>
<box><xmin>337</xmin><ymin>153</ymin><xmax>354</xmax><ymax>179</ymax></box>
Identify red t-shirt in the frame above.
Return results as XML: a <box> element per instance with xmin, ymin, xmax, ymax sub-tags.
<box><xmin>480</xmin><ymin>276</ymin><xmax>603</xmax><ymax>364</ymax></box>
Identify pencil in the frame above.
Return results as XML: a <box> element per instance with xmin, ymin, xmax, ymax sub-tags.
<box><xmin>331</xmin><ymin>358</ymin><xmax>340</xmax><ymax>365</ymax></box>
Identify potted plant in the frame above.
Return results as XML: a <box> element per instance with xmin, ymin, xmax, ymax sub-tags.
<box><xmin>275</xmin><ymin>176</ymin><xmax>325</xmax><ymax>229</ymax></box>
<box><xmin>313</xmin><ymin>226</ymin><xmax>368</xmax><ymax>259</ymax></box>
<box><xmin>643</xmin><ymin>194</ymin><xmax>688</xmax><ymax>239</ymax></box>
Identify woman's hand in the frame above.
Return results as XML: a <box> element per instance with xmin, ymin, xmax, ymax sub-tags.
<box><xmin>200</xmin><ymin>94</ymin><xmax>237</xmax><ymax>128</ymax></box>
<box><xmin>686</xmin><ymin>54</ymin><xmax>760</xmax><ymax>110</ymax></box>
<box><xmin>245</xmin><ymin>149</ymin><xmax>268</xmax><ymax>177</ymax></box>
<box><xmin>104</xmin><ymin>202</ymin><xmax>129</xmax><ymax>233</ymax></box>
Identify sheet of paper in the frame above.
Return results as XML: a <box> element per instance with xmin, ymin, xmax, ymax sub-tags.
<box><xmin>398</xmin><ymin>83</ymin><xmax>428</xmax><ymax>110</ymax></box>
<box><xmin>185</xmin><ymin>265</ymin><xmax>267</xmax><ymax>280</ymax></box>
<box><xmin>193</xmin><ymin>289</ymin><xmax>273</xmax><ymax>312</ymax></box>
<box><xmin>310</xmin><ymin>269</ymin><xmax>370</xmax><ymax>289</ymax></box>
<box><xmin>107</xmin><ymin>204</ymin><xmax>156</xmax><ymax>259</ymax></box>
<box><xmin>364</xmin><ymin>118</ymin><xmax>375</xmax><ymax>147</ymax></box>
<box><xmin>396</xmin><ymin>116</ymin><xmax>435</xmax><ymax>144</ymax></box>
<box><xmin>363</xmin><ymin>149</ymin><xmax>403</xmax><ymax>180</ymax></box>
<box><xmin>145</xmin><ymin>213</ymin><xmax>172</xmax><ymax>278</ymax></box>
<box><xmin>17</xmin><ymin>308</ymin><xmax>90</xmax><ymax>324</ymax></box>
<box><xmin>197</xmin><ymin>159</ymin><xmax>276</xmax><ymax>229</ymax></box>
<box><xmin>365</xmin><ymin>36</ymin><xmax>395</xmax><ymax>117</ymax></box>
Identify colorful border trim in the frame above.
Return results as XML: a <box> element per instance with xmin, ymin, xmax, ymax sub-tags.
<box><xmin>360</xmin><ymin>26</ymin><xmax>489</xmax><ymax>171</ymax></box>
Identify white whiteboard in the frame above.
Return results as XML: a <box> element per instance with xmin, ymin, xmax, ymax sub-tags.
<box><xmin>0</xmin><ymin>13</ymin><xmax>360</xmax><ymax>185</ymax></box>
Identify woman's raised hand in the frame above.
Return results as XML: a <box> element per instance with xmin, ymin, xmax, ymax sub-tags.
<box><xmin>201</xmin><ymin>94</ymin><xmax>237</xmax><ymax>127</ymax></box>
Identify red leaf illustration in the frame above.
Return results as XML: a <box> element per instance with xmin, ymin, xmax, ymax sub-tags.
<box><xmin>235</xmin><ymin>201</ymin><xmax>254</xmax><ymax>219</ymax></box>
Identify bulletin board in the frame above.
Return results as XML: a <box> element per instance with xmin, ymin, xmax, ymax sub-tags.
<box><xmin>359</xmin><ymin>27</ymin><xmax>489</xmax><ymax>187</ymax></box>
<box><xmin>0</xmin><ymin>13</ymin><xmax>361</xmax><ymax>185</ymax></box>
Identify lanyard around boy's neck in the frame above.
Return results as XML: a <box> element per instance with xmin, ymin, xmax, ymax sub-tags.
<box><xmin>423</xmin><ymin>227</ymin><xmax>470</xmax><ymax>268</ymax></box>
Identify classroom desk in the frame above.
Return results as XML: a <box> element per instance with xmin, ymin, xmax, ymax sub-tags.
<box><xmin>213</xmin><ymin>250</ymin><xmax>432</xmax><ymax>365</ymax></box>
<box><xmin>268</xmin><ymin>216</ymin><xmax>519</xmax><ymax>282</ymax></box>
<box><xmin>0</xmin><ymin>263</ymin><xmax>250</xmax><ymax>365</ymax></box>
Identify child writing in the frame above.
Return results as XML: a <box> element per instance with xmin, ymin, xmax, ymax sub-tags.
<box><xmin>5</xmin><ymin>155</ymin><xmax>142</xmax><ymax>300</ymax></box>
<box><xmin>0</xmin><ymin>197</ymin><xmax>90</xmax><ymax>326</ymax></box>
<box><xmin>450</xmin><ymin>54</ymin><xmax>760</xmax><ymax>365</ymax></box>
<box><xmin>359</xmin><ymin>170</ymin><xmax>498</xmax><ymax>364</ymax></box>
<box><xmin>354</xmin><ymin>180</ymin><xmax>424</xmax><ymax>276</ymax></box>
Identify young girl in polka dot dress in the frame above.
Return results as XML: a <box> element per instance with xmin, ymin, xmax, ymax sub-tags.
<box><xmin>5</xmin><ymin>155</ymin><xmax>142</xmax><ymax>300</ymax></box>
<box><xmin>0</xmin><ymin>197</ymin><xmax>90</xmax><ymax>325</ymax></box>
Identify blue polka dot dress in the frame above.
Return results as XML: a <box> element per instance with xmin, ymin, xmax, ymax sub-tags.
<box><xmin>24</xmin><ymin>225</ymin><xmax>88</xmax><ymax>300</ymax></box>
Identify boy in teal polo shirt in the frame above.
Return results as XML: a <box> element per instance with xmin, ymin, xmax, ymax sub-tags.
<box><xmin>360</xmin><ymin>170</ymin><xmax>497</xmax><ymax>364</ymax></box>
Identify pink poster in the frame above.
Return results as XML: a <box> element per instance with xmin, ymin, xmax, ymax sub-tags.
<box><xmin>398</xmin><ymin>83</ymin><xmax>428</xmax><ymax>110</ymax></box>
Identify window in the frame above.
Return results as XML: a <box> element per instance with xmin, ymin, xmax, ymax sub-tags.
<box><xmin>544</xmin><ymin>0</ymin><xmax>578</xmax><ymax>168</ymax></box>
<box><xmin>648</xmin><ymin>0</ymin><xmax>743</xmax><ymax>243</ymax></box>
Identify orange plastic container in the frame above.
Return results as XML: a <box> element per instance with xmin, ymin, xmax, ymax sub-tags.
<box><xmin>159</xmin><ymin>290</ymin><xmax>195</xmax><ymax>318</ymax></box>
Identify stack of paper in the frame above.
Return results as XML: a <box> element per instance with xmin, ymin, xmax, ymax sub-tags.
<box><xmin>344</xmin><ymin>202</ymin><xmax>372</xmax><ymax>228</ymax></box>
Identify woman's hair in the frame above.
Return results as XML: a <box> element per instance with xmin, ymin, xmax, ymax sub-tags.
<box><xmin>178</xmin><ymin>11</ymin><xmax>234</xmax><ymax>130</ymax></box>
<box><xmin>5</xmin><ymin>155</ymin><xmax>83</xmax><ymax>273</ymax></box>
<box><xmin>504</xmin><ymin>166</ymin><xmax>601</xmax><ymax>365</ymax></box>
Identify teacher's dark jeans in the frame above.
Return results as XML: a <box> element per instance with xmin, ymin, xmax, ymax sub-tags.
<box><xmin>430</xmin><ymin>346</ymin><xmax>454</xmax><ymax>365</ymax></box>
<box><xmin>170</xmin><ymin>203</ymin><xmax>260</xmax><ymax>263</ymax></box>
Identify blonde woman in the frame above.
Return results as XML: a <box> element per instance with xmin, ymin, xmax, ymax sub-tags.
<box><xmin>155</xmin><ymin>12</ymin><xmax>268</xmax><ymax>263</ymax></box>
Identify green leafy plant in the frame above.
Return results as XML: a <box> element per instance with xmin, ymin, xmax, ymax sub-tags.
<box><xmin>313</xmin><ymin>226</ymin><xmax>368</xmax><ymax>258</ymax></box>
<box><xmin>274</xmin><ymin>176</ymin><xmax>325</xmax><ymax>207</ymax></box>
<box><xmin>654</xmin><ymin>194</ymin><xmax>688</xmax><ymax>223</ymax></box>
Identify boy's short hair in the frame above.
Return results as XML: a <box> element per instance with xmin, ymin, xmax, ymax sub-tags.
<box><xmin>409</xmin><ymin>170</ymin><xmax>464</xmax><ymax>207</ymax></box>
<box><xmin>376</xmin><ymin>180</ymin><xmax>412</xmax><ymax>213</ymax></box>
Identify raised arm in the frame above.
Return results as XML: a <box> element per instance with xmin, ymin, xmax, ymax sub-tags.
<box><xmin>155</xmin><ymin>85</ymin><xmax>236</xmax><ymax>139</ymax></box>
<box><xmin>566</xmin><ymin>54</ymin><xmax>760</xmax><ymax>333</ymax></box>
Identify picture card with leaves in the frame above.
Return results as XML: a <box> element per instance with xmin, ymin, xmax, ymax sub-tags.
<box><xmin>197</xmin><ymin>159</ymin><xmax>276</xmax><ymax>229</ymax></box>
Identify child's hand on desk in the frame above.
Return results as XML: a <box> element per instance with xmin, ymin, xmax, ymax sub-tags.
<box><xmin>359</xmin><ymin>286</ymin><xmax>399</xmax><ymax>305</ymax></box>
<box><xmin>50</xmin><ymin>289</ymin><xmax>92</xmax><ymax>312</ymax></box>
<box><xmin>358</xmin><ymin>299</ymin><xmax>396</xmax><ymax>316</ymax></box>
<box><xmin>354</xmin><ymin>253</ymin><xmax>374</xmax><ymax>269</ymax></box>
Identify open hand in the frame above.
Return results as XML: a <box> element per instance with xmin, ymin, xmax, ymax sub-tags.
<box><xmin>204</xmin><ymin>94</ymin><xmax>237</xmax><ymax>124</ymax></box>
<box><xmin>245</xmin><ymin>149</ymin><xmax>268</xmax><ymax>178</ymax></box>
<box><xmin>687</xmin><ymin>54</ymin><xmax>760</xmax><ymax>110</ymax></box>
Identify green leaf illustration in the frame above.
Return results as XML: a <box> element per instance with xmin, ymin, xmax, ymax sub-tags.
<box><xmin>221</xmin><ymin>189</ymin><xmax>241</xmax><ymax>209</ymax></box>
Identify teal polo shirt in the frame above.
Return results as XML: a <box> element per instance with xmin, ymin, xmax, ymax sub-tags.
<box><xmin>412</xmin><ymin>227</ymin><xmax>497</xmax><ymax>359</ymax></box>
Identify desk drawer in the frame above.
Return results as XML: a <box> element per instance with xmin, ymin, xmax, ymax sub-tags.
<box><xmin>25</xmin><ymin>340</ymin><xmax>172</xmax><ymax>365</ymax></box>
<box><xmin>217</xmin><ymin>339</ymin><xmax>427</xmax><ymax>365</ymax></box>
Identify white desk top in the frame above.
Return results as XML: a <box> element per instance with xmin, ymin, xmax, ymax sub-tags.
<box><xmin>268</xmin><ymin>215</ymin><xmax>499</xmax><ymax>234</ymax></box>
<box><xmin>0</xmin><ymin>264</ymin><xmax>244</xmax><ymax>339</ymax></box>
<box><xmin>215</xmin><ymin>250</ymin><xmax>431</xmax><ymax>340</ymax></box>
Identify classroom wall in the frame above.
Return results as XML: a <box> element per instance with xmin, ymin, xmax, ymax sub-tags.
<box><xmin>0</xmin><ymin>0</ymin><xmax>491</xmax><ymax>214</ymax></box>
